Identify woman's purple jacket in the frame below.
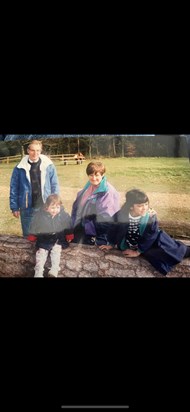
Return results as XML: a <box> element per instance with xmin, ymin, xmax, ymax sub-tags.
<box><xmin>71</xmin><ymin>176</ymin><xmax>120</xmax><ymax>245</ymax></box>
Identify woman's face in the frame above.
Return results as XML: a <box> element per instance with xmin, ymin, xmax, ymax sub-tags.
<box><xmin>88</xmin><ymin>172</ymin><xmax>103</xmax><ymax>187</ymax></box>
<box><xmin>130</xmin><ymin>202</ymin><xmax>149</xmax><ymax>217</ymax></box>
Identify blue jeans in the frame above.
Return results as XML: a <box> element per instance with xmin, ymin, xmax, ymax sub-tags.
<box><xmin>20</xmin><ymin>207</ymin><xmax>40</xmax><ymax>237</ymax></box>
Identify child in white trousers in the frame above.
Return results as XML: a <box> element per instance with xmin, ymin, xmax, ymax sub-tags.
<box><xmin>28</xmin><ymin>194</ymin><xmax>74</xmax><ymax>277</ymax></box>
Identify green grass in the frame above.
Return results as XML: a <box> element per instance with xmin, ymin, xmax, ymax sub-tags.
<box><xmin>1</xmin><ymin>157</ymin><xmax>190</xmax><ymax>236</ymax></box>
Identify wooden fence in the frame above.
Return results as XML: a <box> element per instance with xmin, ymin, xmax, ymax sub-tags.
<box><xmin>0</xmin><ymin>153</ymin><xmax>86</xmax><ymax>165</ymax></box>
<box><xmin>49</xmin><ymin>153</ymin><xmax>86</xmax><ymax>164</ymax></box>
<box><xmin>0</xmin><ymin>155</ymin><xmax>22</xmax><ymax>164</ymax></box>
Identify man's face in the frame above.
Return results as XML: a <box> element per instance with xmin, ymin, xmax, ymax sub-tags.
<box><xmin>27</xmin><ymin>144</ymin><xmax>42</xmax><ymax>162</ymax></box>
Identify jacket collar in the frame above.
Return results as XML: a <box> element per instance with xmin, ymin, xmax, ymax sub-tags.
<box><xmin>17</xmin><ymin>154</ymin><xmax>53</xmax><ymax>170</ymax></box>
<box><xmin>139</xmin><ymin>212</ymin><xmax>150</xmax><ymax>235</ymax></box>
<box><xmin>82</xmin><ymin>176</ymin><xmax>108</xmax><ymax>195</ymax></box>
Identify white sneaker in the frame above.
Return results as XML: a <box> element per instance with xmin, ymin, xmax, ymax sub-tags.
<box><xmin>48</xmin><ymin>269</ymin><xmax>58</xmax><ymax>278</ymax></box>
<box><xmin>34</xmin><ymin>273</ymin><xmax>44</xmax><ymax>278</ymax></box>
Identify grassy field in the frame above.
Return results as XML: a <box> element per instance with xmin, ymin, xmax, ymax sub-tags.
<box><xmin>0</xmin><ymin>157</ymin><xmax>190</xmax><ymax>237</ymax></box>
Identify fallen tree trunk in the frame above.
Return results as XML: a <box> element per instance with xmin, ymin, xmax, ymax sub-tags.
<box><xmin>0</xmin><ymin>235</ymin><xmax>189</xmax><ymax>278</ymax></box>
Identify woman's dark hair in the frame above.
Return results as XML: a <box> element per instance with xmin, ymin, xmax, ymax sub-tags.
<box><xmin>118</xmin><ymin>189</ymin><xmax>149</xmax><ymax>222</ymax></box>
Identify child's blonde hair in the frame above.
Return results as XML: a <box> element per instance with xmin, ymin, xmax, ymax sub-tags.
<box><xmin>44</xmin><ymin>194</ymin><xmax>62</xmax><ymax>209</ymax></box>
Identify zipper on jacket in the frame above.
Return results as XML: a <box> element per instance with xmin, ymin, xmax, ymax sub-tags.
<box><xmin>26</xmin><ymin>192</ymin><xmax>28</xmax><ymax>208</ymax></box>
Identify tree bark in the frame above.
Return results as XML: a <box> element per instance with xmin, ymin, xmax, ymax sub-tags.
<box><xmin>0</xmin><ymin>235</ymin><xmax>189</xmax><ymax>278</ymax></box>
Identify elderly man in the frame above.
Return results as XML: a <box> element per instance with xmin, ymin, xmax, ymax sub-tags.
<box><xmin>10</xmin><ymin>140</ymin><xmax>60</xmax><ymax>236</ymax></box>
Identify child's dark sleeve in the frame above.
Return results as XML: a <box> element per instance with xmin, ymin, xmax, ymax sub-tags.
<box><xmin>62</xmin><ymin>210</ymin><xmax>74</xmax><ymax>234</ymax></box>
<box><xmin>27</xmin><ymin>210</ymin><xmax>40</xmax><ymax>242</ymax></box>
<box><xmin>138</xmin><ymin>215</ymin><xmax>159</xmax><ymax>253</ymax></box>
<box><xmin>57</xmin><ymin>209</ymin><xmax>74</xmax><ymax>248</ymax></box>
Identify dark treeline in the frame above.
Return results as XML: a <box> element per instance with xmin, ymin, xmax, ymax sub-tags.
<box><xmin>0</xmin><ymin>135</ymin><xmax>189</xmax><ymax>158</ymax></box>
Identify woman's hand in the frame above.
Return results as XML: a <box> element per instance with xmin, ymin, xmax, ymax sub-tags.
<box><xmin>122</xmin><ymin>250</ymin><xmax>141</xmax><ymax>257</ymax></box>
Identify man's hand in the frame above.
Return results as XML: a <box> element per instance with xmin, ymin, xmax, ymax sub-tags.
<box><xmin>12</xmin><ymin>211</ymin><xmax>20</xmax><ymax>218</ymax></box>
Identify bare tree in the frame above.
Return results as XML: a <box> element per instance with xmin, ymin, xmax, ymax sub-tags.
<box><xmin>112</xmin><ymin>136</ymin><xmax>117</xmax><ymax>157</ymax></box>
<box><xmin>89</xmin><ymin>136</ymin><xmax>92</xmax><ymax>158</ymax></box>
<box><xmin>121</xmin><ymin>136</ymin><xmax>125</xmax><ymax>157</ymax></box>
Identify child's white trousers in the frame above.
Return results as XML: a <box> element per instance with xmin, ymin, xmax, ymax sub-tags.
<box><xmin>34</xmin><ymin>244</ymin><xmax>62</xmax><ymax>277</ymax></box>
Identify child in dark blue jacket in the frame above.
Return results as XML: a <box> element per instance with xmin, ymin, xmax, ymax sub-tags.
<box><xmin>100</xmin><ymin>189</ymin><xmax>190</xmax><ymax>275</ymax></box>
<box><xmin>28</xmin><ymin>194</ymin><xmax>74</xmax><ymax>277</ymax></box>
